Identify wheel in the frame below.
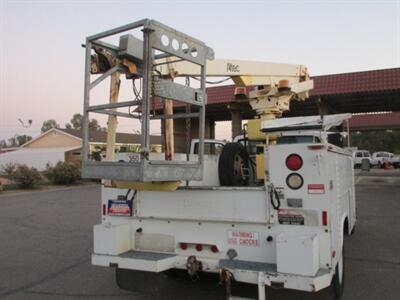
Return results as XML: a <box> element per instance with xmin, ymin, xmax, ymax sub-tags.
<box><xmin>218</xmin><ymin>143</ymin><xmax>249</xmax><ymax>186</ymax></box>
<box><xmin>116</xmin><ymin>267</ymin><xmax>136</xmax><ymax>291</ymax></box>
<box><xmin>332</xmin><ymin>247</ymin><xmax>345</xmax><ymax>299</ymax></box>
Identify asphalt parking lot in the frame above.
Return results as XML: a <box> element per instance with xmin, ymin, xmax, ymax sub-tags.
<box><xmin>0</xmin><ymin>170</ymin><xmax>399</xmax><ymax>300</ymax></box>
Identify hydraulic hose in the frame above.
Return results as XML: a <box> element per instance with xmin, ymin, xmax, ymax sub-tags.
<box><xmin>269</xmin><ymin>184</ymin><xmax>281</xmax><ymax>210</ymax></box>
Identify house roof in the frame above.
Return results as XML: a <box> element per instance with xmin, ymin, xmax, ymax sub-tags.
<box><xmin>20</xmin><ymin>128</ymin><xmax>82</xmax><ymax>148</ymax></box>
<box><xmin>58</xmin><ymin>128</ymin><xmax>162</xmax><ymax>145</ymax></box>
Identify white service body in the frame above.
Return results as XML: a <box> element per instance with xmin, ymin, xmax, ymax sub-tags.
<box><xmin>92</xmin><ymin>115</ymin><xmax>356</xmax><ymax>294</ymax></box>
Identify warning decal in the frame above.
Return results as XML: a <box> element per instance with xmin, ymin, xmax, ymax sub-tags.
<box><xmin>278</xmin><ymin>208</ymin><xmax>305</xmax><ymax>225</ymax></box>
<box><xmin>228</xmin><ymin>230</ymin><xmax>260</xmax><ymax>247</ymax></box>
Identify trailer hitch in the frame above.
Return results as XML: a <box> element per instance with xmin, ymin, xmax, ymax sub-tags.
<box><xmin>219</xmin><ymin>268</ymin><xmax>235</xmax><ymax>298</ymax></box>
<box><xmin>186</xmin><ymin>256</ymin><xmax>202</xmax><ymax>281</ymax></box>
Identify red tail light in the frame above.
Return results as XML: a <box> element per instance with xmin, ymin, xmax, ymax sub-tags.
<box><xmin>210</xmin><ymin>245</ymin><xmax>219</xmax><ymax>253</ymax></box>
<box><xmin>179</xmin><ymin>242</ymin><xmax>219</xmax><ymax>252</ymax></box>
<box><xmin>286</xmin><ymin>154</ymin><xmax>303</xmax><ymax>171</ymax></box>
<box><xmin>322</xmin><ymin>211</ymin><xmax>328</xmax><ymax>226</ymax></box>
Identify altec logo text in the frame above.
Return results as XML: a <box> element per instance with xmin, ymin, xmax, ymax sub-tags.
<box><xmin>227</xmin><ymin>63</ymin><xmax>240</xmax><ymax>72</ymax></box>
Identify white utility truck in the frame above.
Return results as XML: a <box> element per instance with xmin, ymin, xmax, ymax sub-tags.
<box><xmin>81</xmin><ymin>19</ymin><xmax>356</xmax><ymax>299</ymax></box>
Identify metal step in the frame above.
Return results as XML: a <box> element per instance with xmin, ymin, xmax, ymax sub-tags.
<box><xmin>120</xmin><ymin>250</ymin><xmax>176</xmax><ymax>261</ymax></box>
<box><xmin>93</xmin><ymin>250</ymin><xmax>177</xmax><ymax>272</ymax></box>
<box><xmin>219</xmin><ymin>259</ymin><xmax>277</xmax><ymax>273</ymax></box>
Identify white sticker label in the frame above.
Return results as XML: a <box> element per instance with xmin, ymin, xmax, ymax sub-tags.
<box><xmin>128</xmin><ymin>153</ymin><xmax>141</xmax><ymax>163</ymax></box>
<box><xmin>228</xmin><ymin>230</ymin><xmax>260</xmax><ymax>247</ymax></box>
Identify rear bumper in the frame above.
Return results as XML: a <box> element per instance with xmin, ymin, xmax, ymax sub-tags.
<box><xmin>92</xmin><ymin>251</ymin><xmax>332</xmax><ymax>292</ymax></box>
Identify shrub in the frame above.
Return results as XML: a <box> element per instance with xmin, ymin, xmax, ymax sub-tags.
<box><xmin>1</xmin><ymin>163</ymin><xmax>17</xmax><ymax>178</ymax></box>
<box><xmin>45</xmin><ymin>161</ymin><xmax>81</xmax><ymax>185</ymax></box>
<box><xmin>9</xmin><ymin>165</ymin><xmax>42</xmax><ymax>188</ymax></box>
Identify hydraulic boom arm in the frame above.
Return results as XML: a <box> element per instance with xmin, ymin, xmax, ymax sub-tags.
<box><xmin>156</xmin><ymin>58</ymin><xmax>313</xmax><ymax>119</ymax></box>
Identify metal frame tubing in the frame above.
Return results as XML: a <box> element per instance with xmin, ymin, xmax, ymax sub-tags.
<box><xmin>81</xmin><ymin>19</ymin><xmax>213</xmax><ymax>181</ymax></box>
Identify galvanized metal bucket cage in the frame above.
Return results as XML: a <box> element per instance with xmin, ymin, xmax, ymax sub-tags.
<box><xmin>81</xmin><ymin>19</ymin><xmax>214</xmax><ymax>182</ymax></box>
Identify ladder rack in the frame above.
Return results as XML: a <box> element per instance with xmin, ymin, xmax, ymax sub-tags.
<box><xmin>81</xmin><ymin>19</ymin><xmax>214</xmax><ymax>182</ymax></box>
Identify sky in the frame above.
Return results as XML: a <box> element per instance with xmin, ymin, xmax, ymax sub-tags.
<box><xmin>1</xmin><ymin>0</ymin><xmax>399</xmax><ymax>142</ymax></box>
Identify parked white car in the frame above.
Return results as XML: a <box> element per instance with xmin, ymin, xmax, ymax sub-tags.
<box><xmin>391</xmin><ymin>155</ymin><xmax>400</xmax><ymax>169</ymax></box>
<box><xmin>352</xmin><ymin>150</ymin><xmax>373</xmax><ymax>168</ymax></box>
<box><xmin>372</xmin><ymin>151</ymin><xmax>396</xmax><ymax>168</ymax></box>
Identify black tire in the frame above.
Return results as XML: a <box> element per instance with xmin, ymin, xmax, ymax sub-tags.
<box><xmin>116</xmin><ymin>268</ymin><xmax>137</xmax><ymax>291</ymax></box>
<box><xmin>332</xmin><ymin>247</ymin><xmax>345</xmax><ymax>299</ymax></box>
<box><xmin>218</xmin><ymin>143</ymin><xmax>249</xmax><ymax>186</ymax></box>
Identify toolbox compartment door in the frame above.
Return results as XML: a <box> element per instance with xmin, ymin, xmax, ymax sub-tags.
<box><xmin>276</xmin><ymin>233</ymin><xmax>319</xmax><ymax>276</ymax></box>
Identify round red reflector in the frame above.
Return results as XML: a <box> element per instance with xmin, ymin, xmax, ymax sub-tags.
<box><xmin>210</xmin><ymin>245</ymin><xmax>219</xmax><ymax>253</ymax></box>
<box><xmin>286</xmin><ymin>154</ymin><xmax>303</xmax><ymax>171</ymax></box>
<box><xmin>180</xmin><ymin>243</ymin><xmax>188</xmax><ymax>250</ymax></box>
<box><xmin>195</xmin><ymin>244</ymin><xmax>203</xmax><ymax>251</ymax></box>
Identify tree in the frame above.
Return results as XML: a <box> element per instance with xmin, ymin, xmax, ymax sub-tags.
<box><xmin>41</xmin><ymin>119</ymin><xmax>59</xmax><ymax>133</ymax></box>
<box><xmin>69</xmin><ymin>113</ymin><xmax>83</xmax><ymax>130</ymax></box>
<box><xmin>0</xmin><ymin>140</ymin><xmax>7</xmax><ymax>148</ymax></box>
<box><xmin>89</xmin><ymin>118</ymin><xmax>101</xmax><ymax>130</ymax></box>
<box><xmin>8</xmin><ymin>137</ymin><xmax>18</xmax><ymax>147</ymax></box>
<box><xmin>350</xmin><ymin>130</ymin><xmax>400</xmax><ymax>153</ymax></box>
<box><xmin>66</xmin><ymin>113</ymin><xmax>105</xmax><ymax>131</ymax></box>
<box><xmin>6</xmin><ymin>135</ymin><xmax>32</xmax><ymax>147</ymax></box>
<box><xmin>16</xmin><ymin>135</ymin><xmax>32</xmax><ymax>146</ymax></box>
